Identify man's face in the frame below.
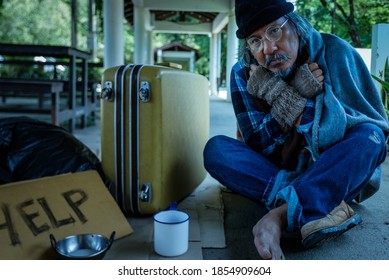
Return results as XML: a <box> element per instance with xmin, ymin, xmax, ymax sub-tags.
<box><xmin>247</xmin><ymin>17</ymin><xmax>299</xmax><ymax>75</ymax></box>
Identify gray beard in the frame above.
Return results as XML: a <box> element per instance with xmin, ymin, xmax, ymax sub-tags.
<box><xmin>265</xmin><ymin>53</ymin><xmax>298</xmax><ymax>79</ymax></box>
<box><xmin>272</xmin><ymin>63</ymin><xmax>298</xmax><ymax>79</ymax></box>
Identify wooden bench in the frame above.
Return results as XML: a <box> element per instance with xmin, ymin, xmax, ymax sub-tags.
<box><xmin>0</xmin><ymin>43</ymin><xmax>93</xmax><ymax>132</ymax></box>
<box><xmin>62</xmin><ymin>80</ymin><xmax>99</xmax><ymax>123</ymax></box>
<box><xmin>0</xmin><ymin>78</ymin><xmax>70</xmax><ymax>126</ymax></box>
<box><xmin>0</xmin><ymin>79</ymin><xmax>99</xmax><ymax>130</ymax></box>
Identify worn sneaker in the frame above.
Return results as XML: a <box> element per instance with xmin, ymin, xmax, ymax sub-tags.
<box><xmin>301</xmin><ymin>200</ymin><xmax>362</xmax><ymax>248</ymax></box>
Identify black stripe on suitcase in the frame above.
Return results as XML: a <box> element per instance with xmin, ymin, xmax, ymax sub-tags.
<box><xmin>113</xmin><ymin>65</ymin><xmax>126</xmax><ymax>211</ymax></box>
<box><xmin>114</xmin><ymin>64</ymin><xmax>130</xmax><ymax>214</ymax></box>
<box><xmin>113</xmin><ymin>64</ymin><xmax>144</xmax><ymax>215</ymax></box>
<box><xmin>129</xmin><ymin>64</ymin><xmax>143</xmax><ymax>215</ymax></box>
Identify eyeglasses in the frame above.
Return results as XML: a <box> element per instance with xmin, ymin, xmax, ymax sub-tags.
<box><xmin>246</xmin><ymin>18</ymin><xmax>289</xmax><ymax>52</ymax></box>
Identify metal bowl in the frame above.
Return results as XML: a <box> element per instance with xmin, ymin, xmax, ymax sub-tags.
<box><xmin>50</xmin><ymin>231</ymin><xmax>115</xmax><ymax>260</ymax></box>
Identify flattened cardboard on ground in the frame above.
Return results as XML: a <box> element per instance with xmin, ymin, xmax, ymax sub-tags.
<box><xmin>0</xmin><ymin>170</ymin><xmax>133</xmax><ymax>260</ymax></box>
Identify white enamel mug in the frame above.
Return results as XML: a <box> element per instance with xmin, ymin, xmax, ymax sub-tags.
<box><xmin>153</xmin><ymin>206</ymin><xmax>190</xmax><ymax>257</ymax></box>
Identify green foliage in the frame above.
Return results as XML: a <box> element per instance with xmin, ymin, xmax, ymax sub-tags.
<box><xmin>0</xmin><ymin>0</ymin><xmax>72</xmax><ymax>46</ymax></box>
<box><xmin>372</xmin><ymin>58</ymin><xmax>389</xmax><ymax>118</ymax></box>
<box><xmin>295</xmin><ymin>0</ymin><xmax>389</xmax><ymax>48</ymax></box>
<box><xmin>0</xmin><ymin>0</ymin><xmax>103</xmax><ymax>80</ymax></box>
<box><xmin>0</xmin><ymin>0</ymin><xmax>100</xmax><ymax>51</ymax></box>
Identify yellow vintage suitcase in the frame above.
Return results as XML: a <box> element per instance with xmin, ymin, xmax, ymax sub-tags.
<box><xmin>100</xmin><ymin>64</ymin><xmax>209</xmax><ymax>215</ymax></box>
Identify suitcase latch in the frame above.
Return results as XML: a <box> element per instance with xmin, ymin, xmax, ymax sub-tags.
<box><xmin>140</xmin><ymin>183</ymin><xmax>152</xmax><ymax>202</ymax></box>
<box><xmin>139</xmin><ymin>81</ymin><xmax>151</xmax><ymax>103</ymax></box>
<box><xmin>100</xmin><ymin>81</ymin><xmax>113</xmax><ymax>102</ymax></box>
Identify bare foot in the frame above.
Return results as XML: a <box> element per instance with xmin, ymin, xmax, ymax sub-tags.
<box><xmin>252</xmin><ymin>203</ymin><xmax>288</xmax><ymax>260</ymax></box>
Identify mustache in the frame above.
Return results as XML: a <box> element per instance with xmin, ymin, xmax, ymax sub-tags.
<box><xmin>265</xmin><ymin>54</ymin><xmax>289</xmax><ymax>67</ymax></box>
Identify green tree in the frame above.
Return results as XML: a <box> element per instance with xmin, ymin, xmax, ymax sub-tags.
<box><xmin>0</xmin><ymin>0</ymin><xmax>70</xmax><ymax>46</ymax></box>
<box><xmin>0</xmin><ymin>0</ymin><xmax>105</xmax><ymax>79</ymax></box>
<box><xmin>295</xmin><ymin>0</ymin><xmax>389</xmax><ymax>48</ymax></box>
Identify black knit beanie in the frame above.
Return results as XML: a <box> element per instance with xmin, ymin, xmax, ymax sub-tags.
<box><xmin>235</xmin><ymin>0</ymin><xmax>294</xmax><ymax>39</ymax></box>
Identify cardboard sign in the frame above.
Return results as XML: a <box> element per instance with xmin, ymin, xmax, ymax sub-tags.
<box><xmin>0</xmin><ymin>170</ymin><xmax>133</xmax><ymax>260</ymax></box>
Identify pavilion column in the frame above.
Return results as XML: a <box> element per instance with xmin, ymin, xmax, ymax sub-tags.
<box><xmin>216</xmin><ymin>32</ymin><xmax>222</xmax><ymax>92</ymax></box>
<box><xmin>71</xmin><ymin>0</ymin><xmax>77</xmax><ymax>48</ymax></box>
<box><xmin>103</xmin><ymin>0</ymin><xmax>124</xmax><ymax>68</ymax></box>
<box><xmin>133</xmin><ymin>0</ymin><xmax>150</xmax><ymax>64</ymax></box>
<box><xmin>88</xmin><ymin>0</ymin><xmax>97</xmax><ymax>60</ymax></box>
<box><xmin>226</xmin><ymin>11</ymin><xmax>239</xmax><ymax>101</ymax></box>
<box><xmin>371</xmin><ymin>24</ymin><xmax>389</xmax><ymax>91</ymax></box>
<box><xmin>146</xmin><ymin>30</ymin><xmax>153</xmax><ymax>64</ymax></box>
<box><xmin>210</xmin><ymin>33</ymin><xmax>219</xmax><ymax>96</ymax></box>
<box><xmin>189</xmin><ymin>51</ymin><xmax>196</xmax><ymax>73</ymax></box>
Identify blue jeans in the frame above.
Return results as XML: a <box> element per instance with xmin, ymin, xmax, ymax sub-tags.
<box><xmin>203</xmin><ymin>123</ymin><xmax>387</xmax><ymax>231</ymax></box>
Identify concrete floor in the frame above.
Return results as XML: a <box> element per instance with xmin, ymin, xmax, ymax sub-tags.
<box><xmin>73</xmin><ymin>94</ymin><xmax>389</xmax><ymax>260</ymax></box>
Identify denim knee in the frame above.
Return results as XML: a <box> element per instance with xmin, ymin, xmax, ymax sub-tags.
<box><xmin>203</xmin><ymin>135</ymin><xmax>229</xmax><ymax>171</ymax></box>
<box><xmin>348</xmin><ymin>123</ymin><xmax>387</xmax><ymax>163</ymax></box>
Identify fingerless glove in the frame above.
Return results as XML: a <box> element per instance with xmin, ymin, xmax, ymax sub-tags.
<box><xmin>270</xmin><ymin>89</ymin><xmax>307</xmax><ymax>127</ymax></box>
<box><xmin>290</xmin><ymin>63</ymin><xmax>323</xmax><ymax>98</ymax></box>
<box><xmin>247</xmin><ymin>66</ymin><xmax>307</xmax><ymax>128</ymax></box>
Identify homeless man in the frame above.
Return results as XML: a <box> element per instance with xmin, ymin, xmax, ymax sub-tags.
<box><xmin>203</xmin><ymin>0</ymin><xmax>389</xmax><ymax>260</ymax></box>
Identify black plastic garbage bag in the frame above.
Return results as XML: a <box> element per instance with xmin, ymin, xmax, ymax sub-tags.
<box><xmin>0</xmin><ymin>117</ymin><xmax>104</xmax><ymax>184</ymax></box>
